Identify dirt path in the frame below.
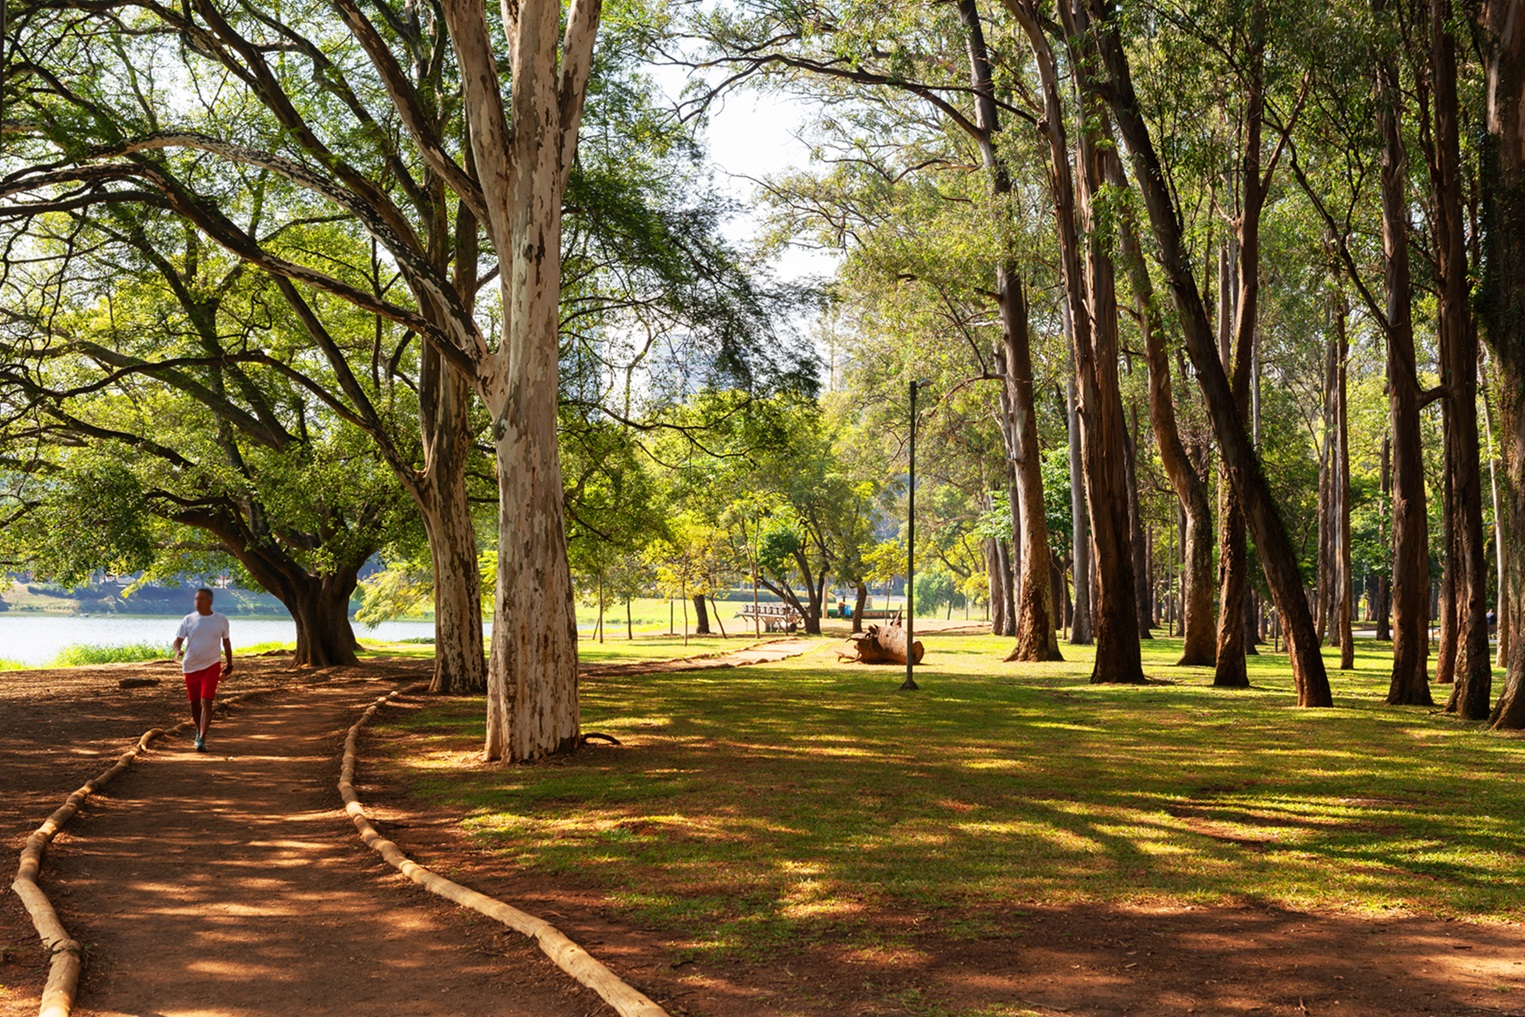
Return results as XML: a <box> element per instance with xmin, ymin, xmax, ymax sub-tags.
<box><xmin>7</xmin><ymin>666</ymin><xmax>610</xmax><ymax>1017</ymax></box>
<box><xmin>579</xmin><ymin>637</ymin><xmax>820</xmax><ymax>677</ymax></box>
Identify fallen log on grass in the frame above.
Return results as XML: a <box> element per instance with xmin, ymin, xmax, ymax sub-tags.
<box><xmin>837</xmin><ymin>619</ymin><xmax>924</xmax><ymax>665</ymax></box>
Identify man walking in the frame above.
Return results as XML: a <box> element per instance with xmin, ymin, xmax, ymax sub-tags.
<box><xmin>172</xmin><ymin>588</ymin><xmax>234</xmax><ymax>753</ymax></box>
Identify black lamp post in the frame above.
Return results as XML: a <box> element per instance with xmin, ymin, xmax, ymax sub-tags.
<box><xmin>902</xmin><ymin>378</ymin><xmax>931</xmax><ymax>691</ymax></box>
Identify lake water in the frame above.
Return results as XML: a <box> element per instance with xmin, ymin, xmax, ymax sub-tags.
<box><xmin>0</xmin><ymin>614</ymin><xmax>459</xmax><ymax>666</ymax></box>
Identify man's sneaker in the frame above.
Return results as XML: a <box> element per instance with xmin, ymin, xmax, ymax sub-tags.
<box><xmin>195</xmin><ymin>735</ymin><xmax>207</xmax><ymax>753</ymax></box>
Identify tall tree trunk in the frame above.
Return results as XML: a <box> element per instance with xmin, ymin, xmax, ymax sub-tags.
<box><xmin>1375</xmin><ymin>10</ymin><xmax>1434</xmax><ymax>706</ymax></box>
<box><xmin>1336</xmin><ymin>292</ymin><xmax>1355</xmax><ymax>669</ymax></box>
<box><xmin>452</xmin><ymin>0</ymin><xmax>599</xmax><ymax>761</ymax></box>
<box><xmin>999</xmin><ymin>274</ymin><xmax>1063</xmax><ymax>661</ymax></box>
<box><xmin>1427</xmin><ymin>0</ymin><xmax>1493</xmax><ymax>718</ymax></box>
<box><xmin>953</xmin><ymin>0</ymin><xmax>1060</xmax><ymax>662</ymax></box>
<box><xmin>1117</xmin><ymin>209</ymin><xmax>1215</xmax><ymax>663</ymax></box>
<box><xmin>693</xmin><ymin>594</ymin><xmax>711</xmax><ymax>635</ymax></box>
<box><xmin>1082</xmin><ymin>0</ymin><xmax>1333</xmax><ymax>704</ymax></box>
<box><xmin>1067</xmin><ymin>377</ymin><xmax>1093</xmax><ymax>645</ymax></box>
<box><xmin>987</xmin><ymin>533</ymin><xmax>1009</xmax><ymax>636</ymax></box>
<box><xmin>288</xmin><ymin>571</ymin><xmax>363</xmax><ymax>668</ymax></box>
<box><xmin>1317</xmin><ymin>312</ymin><xmax>1339</xmax><ymax>645</ymax></box>
<box><xmin>1125</xmin><ymin>405</ymin><xmax>1153</xmax><ymax>639</ymax></box>
<box><xmin>1482</xmin><ymin>363</ymin><xmax>1509</xmax><ymax>670</ymax></box>
<box><xmin>1376</xmin><ymin>433</ymin><xmax>1394</xmax><ymax>640</ymax></box>
<box><xmin>1474</xmin><ymin>0</ymin><xmax>1525</xmax><ymax>729</ymax></box>
<box><xmin>853</xmin><ymin>581</ymin><xmax>868</xmax><ymax>635</ymax></box>
<box><xmin>418</xmin><ymin>346</ymin><xmax>487</xmax><ymax>694</ymax></box>
<box><xmin>1214</xmin><ymin>230</ymin><xmax>1250</xmax><ymax>689</ymax></box>
<box><xmin>1067</xmin><ymin>81</ymin><xmax>1145</xmax><ymax>686</ymax></box>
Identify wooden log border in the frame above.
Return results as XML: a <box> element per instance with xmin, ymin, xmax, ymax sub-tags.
<box><xmin>340</xmin><ymin>688</ymin><xmax>670</xmax><ymax>1017</ymax></box>
<box><xmin>10</xmin><ymin>692</ymin><xmax>259</xmax><ymax>1017</ymax></box>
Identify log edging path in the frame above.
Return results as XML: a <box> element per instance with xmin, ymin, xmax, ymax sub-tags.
<box><xmin>339</xmin><ymin>686</ymin><xmax>671</xmax><ymax>1017</ymax></box>
<box><xmin>9</xmin><ymin>690</ymin><xmax>261</xmax><ymax>1017</ymax></box>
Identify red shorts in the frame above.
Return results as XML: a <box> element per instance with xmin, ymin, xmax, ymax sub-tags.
<box><xmin>184</xmin><ymin>663</ymin><xmax>222</xmax><ymax>701</ymax></box>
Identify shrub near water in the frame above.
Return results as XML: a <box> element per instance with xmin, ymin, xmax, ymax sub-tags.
<box><xmin>51</xmin><ymin>642</ymin><xmax>170</xmax><ymax>667</ymax></box>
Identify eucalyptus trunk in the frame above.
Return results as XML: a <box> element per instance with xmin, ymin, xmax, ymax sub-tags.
<box><xmin>1428</xmin><ymin>0</ymin><xmax>1492</xmax><ymax>718</ymax></box>
<box><xmin>954</xmin><ymin>0</ymin><xmax>1059</xmax><ymax>661</ymax></box>
<box><xmin>1474</xmin><ymin>0</ymin><xmax>1525</xmax><ymax>729</ymax></box>
<box><xmin>1085</xmin><ymin>0</ymin><xmax>1332</xmax><ymax>705</ymax></box>
<box><xmin>1117</xmin><ymin>211</ymin><xmax>1217</xmax><ymax>665</ymax></box>
<box><xmin>1375</xmin><ymin>15</ymin><xmax>1434</xmax><ymax>706</ymax></box>
<box><xmin>1067</xmin><ymin>378</ymin><xmax>1094</xmax><ymax>646</ymax></box>
<box><xmin>999</xmin><ymin>270</ymin><xmax>1062</xmax><ymax>662</ymax></box>
<box><xmin>418</xmin><ymin>347</ymin><xmax>486</xmax><ymax>694</ymax></box>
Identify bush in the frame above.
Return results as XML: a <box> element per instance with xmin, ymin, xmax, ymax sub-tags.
<box><xmin>0</xmin><ymin>658</ymin><xmax>28</xmax><ymax>671</ymax></box>
<box><xmin>51</xmin><ymin>642</ymin><xmax>170</xmax><ymax>667</ymax></box>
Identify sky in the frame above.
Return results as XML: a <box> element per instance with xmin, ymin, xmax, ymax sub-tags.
<box><xmin>651</xmin><ymin>68</ymin><xmax>843</xmax><ymax>285</ymax></box>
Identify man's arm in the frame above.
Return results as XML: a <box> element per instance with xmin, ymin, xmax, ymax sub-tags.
<box><xmin>172</xmin><ymin>636</ymin><xmax>184</xmax><ymax>664</ymax></box>
<box><xmin>222</xmin><ymin>635</ymin><xmax>234</xmax><ymax>675</ymax></box>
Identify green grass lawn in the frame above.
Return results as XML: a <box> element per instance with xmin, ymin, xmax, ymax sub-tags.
<box><xmin>373</xmin><ymin>633</ymin><xmax>1523</xmax><ymax>965</ymax></box>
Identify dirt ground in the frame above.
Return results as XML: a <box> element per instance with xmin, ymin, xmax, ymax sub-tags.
<box><xmin>5</xmin><ymin>656</ymin><xmax>1525</xmax><ymax>1017</ymax></box>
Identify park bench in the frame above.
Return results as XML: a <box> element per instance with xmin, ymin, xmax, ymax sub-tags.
<box><xmin>735</xmin><ymin>603</ymin><xmax>803</xmax><ymax>633</ymax></box>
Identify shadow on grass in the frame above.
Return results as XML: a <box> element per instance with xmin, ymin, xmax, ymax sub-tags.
<box><xmin>376</xmin><ymin>635</ymin><xmax>1524</xmax><ymax>971</ymax></box>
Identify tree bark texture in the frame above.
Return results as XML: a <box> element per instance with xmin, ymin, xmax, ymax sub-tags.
<box><xmin>1214</xmin><ymin>232</ymin><xmax>1250</xmax><ymax>689</ymax></box>
<box><xmin>1125</xmin><ymin>405</ymin><xmax>1154</xmax><ymax>638</ymax></box>
<box><xmin>1083</xmin><ymin>0</ymin><xmax>1332</xmax><ymax>704</ymax></box>
<box><xmin>479</xmin><ymin>0</ymin><xmax>603</xmax><ymax>760</ymax></box>
<box><xmin>843</xmin><ymin>621</ymin><xmax>925</xmax><ymax>666</ymax></box>
<box><xmin>1067</xmin><ymin>378</ymin><xmax>1094</xmax><ymax>645</ymax></box>
<box><xmin>955</xmin><ymin>0</ymin><xmax>1059</xmax><ymax>661</ymax></box>
<box><xmin>417</xmin><ymin>346</ymin><xmax>487</xmax><ymax>694</ymax></box>
<box><xmin>1118</xmin><ymin>212</ymin><xmax>1217</xmax><ymax>665</ymax></box>
<box><xmin>1475</xmin><ymin>0</ymin><xmax>1525</xmax><ymax>728</ymax></box>
<box><xmin>1336</xmin><ymin>294</ymin><xmax>1355</xmax><ymax>669</ymax></box>
<box><xmin>1374</xmin><ymin>13</ymin><xmax>1434</xmax><ymax>706</ymax></box>
<box><xmin>287</xmin><ymin>572</ymin><xmax>363</xmax><ymax>668</ymax></box>
<box><xmin>998</xmin><ymin>273</ymin><xmax>1063</xmax><ymax>662</ymax></box>
<box><xmin>987</xmin><ymin>533</ymin><xmax>1010</xmax><ymax>636</ymax></box>
<box><xmin>693</xmin><ymin>594</ymin><xmax>712</xmax><ymax>635</ymax></box>
<box><xmin>1427</xmin><ymin>0</ymin><xmax>1493</xmax><ymax>717</ymax></box>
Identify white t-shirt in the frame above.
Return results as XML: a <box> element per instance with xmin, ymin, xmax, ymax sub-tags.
<box><xmin>175</xmin><ymin>612</ymin><xmax>230</xmax><ymax>673</ymax></box>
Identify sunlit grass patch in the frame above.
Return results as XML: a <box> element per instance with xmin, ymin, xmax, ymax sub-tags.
<box><xmin>51</xmin><ymin>641</ymin><xmax>169</xmax><ymax>666</ymax></box>
<box><xmin>374</xmin><ymin>633</ymin><xmax>1523</xmax><ymax>967</ymax></box>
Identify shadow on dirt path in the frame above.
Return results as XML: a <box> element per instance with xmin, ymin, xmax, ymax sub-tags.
<box><xmin>24</xmin><ymin>672</ymin><xmax>611</xmax><ymax>1017</ymax></box>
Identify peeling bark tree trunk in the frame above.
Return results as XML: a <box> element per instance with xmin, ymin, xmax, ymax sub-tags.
<box><xmin>1427</xmin><ymin>0</ymin><xmax>1493</xmax><ymax>718</ymax></box>
<box><xmin>1083</xmin><ymin>0</ymin><xmax>1332</xmax><ymax>705</ymax></box>
<box><xmin>1375</xmin><ymin>11</ymin><xmax>1434</xmax><ymax>706</ymax></box>
<box><xmin>1475</xmin><ymin>0</ymin><xmax>1525</xmax><ymax>729</ymax></box>
<box><xmin>418</xmin><ymin>348</ymin><xmax>486</xmax><ymax>694</ymax></box>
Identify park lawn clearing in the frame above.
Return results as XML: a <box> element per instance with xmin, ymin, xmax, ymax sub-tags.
<box><xmin>371</xmin><ymin>634</ymin><xmax>1525</xmax><ymax>1013</ymax></box>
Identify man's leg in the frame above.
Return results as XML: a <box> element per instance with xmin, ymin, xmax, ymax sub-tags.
<box><xmin>199</xmin><ymin>697</ymin><xmax>214</xmax><ymax>739</ymax></box>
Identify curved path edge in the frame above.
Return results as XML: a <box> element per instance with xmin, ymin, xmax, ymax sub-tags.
<box><xmin>9</xmin><ymin>690</ymin><xmax>260</xmax><ymax>1017</ymax></box>
<box><xmin>340</xmin><ymin>687</ymin><xmax>670</xmax><ymax>1017</ymax></box>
